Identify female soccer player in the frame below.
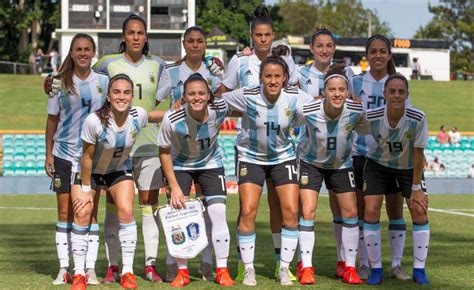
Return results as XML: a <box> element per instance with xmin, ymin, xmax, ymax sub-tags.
<box><xmin>349</xmin><ymin>34</ymin><xmax>410</xmax><ymax>280</ymax></box>
<box><xmin>156</xmin><ymin>25</ymin><xmax>223</xmax><ymax>282</ymax></box>
<box><xmin>70</xmin><ymin>74</ymin><xmax>150</xmax><ymax>289</ymax></box>
<box><xmin>362</xmin><ymin>74</ymin><xmax>430</xmax><ymax>285</ymax></box>
<box><xmin>297</xmin><ymin>26</ymin><xmax>355</xmax><ymax>279</ymax></box>
<box><xmin>221</xmin><ymin>55</ymin><xmax>312</xmax><ymax>286</ymax></box>
<box><xmin>216</xmin><ymin>5</ymin><xmax>298</xmax><ymax>281</ymax></box>
<box><xmin>296</xmin><ymin>66</ymin><xmax>367</xmax><ymax>285</ymax></box>
<box><xmin>158</xmin><ymin>73</ymin><xmax>234</xmax><ymax>287</ymax></box>
<box><xmin>45</xmin><ymin>33</ymin><xmax>108</xmax><ymax>286</ymax></box>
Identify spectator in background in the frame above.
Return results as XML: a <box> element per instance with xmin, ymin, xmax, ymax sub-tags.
<box><xmin>437</xmin><ymin>126</ymin><xmax>450</xmax><ymax>144</ymax></box>
<box><xmin>411</xmin><ymin>58</ymin><xmax>421</xmax><ymax>80</ymax></box>
<box><xmin>468</xmin><ymin>164</ymin><xmax>474</xmax><ymax>178</ymax></box>
<box><xmin>448</xmin><ymin>126</ymin><xmax>461</xmax><ymax>145</ymax></box>
<box><xmin>35</xmin><ymin>48</ymin><xmax>45</xmax><ymax>73</ymax></box>
<box><xmin>359</xmin><ymin>56</ymin><xmax>369</xmax><ymax>72</ymax></box>
<box><xmin>430</xmin><ymin>157</ymin><xmax>444</xmax><ymax>172</ymax></box>
<box><xmin>49</xmin><ymin>49</ymin><xmax>59</xmax><ymax>73</ymax></box>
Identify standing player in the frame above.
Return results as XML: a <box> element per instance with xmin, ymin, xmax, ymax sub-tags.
<box><xmin>158</xmin><ymin>73</ymin><xmax>234</xmax><ymax>287</ymax></box>
<box><xmin>297</xmin><ymin>26</ymin><xmax>355</xmax><ymax>279</ymax></box>
<box><xmin>221</xmin><ymin>56</ymin><xmax>313</xmax><ymax>286</ymax></box>
<box><xmin>296</xmin><ymin>67</ymin><xmax>367</xmax><ymax>285</ymax></box>
<box><xmin>72</xmin><ymin>74</ymin><xmax>150</xmax><ymax>289</ymax></box>
<box><xmin>362</xmin><ymin>74</ymin><xmax>430</xmax><ymax>285</ymax></box>
<box><xmin>156</xmin><ymin>26</ymin><xmax>223</xmax><ymax>281</ymax></box>
<box><xmin>45</xmin><ymin>33</ymin><xmax>108</xmax><ymax>286</ymax></box>
<box><xmin>216</xmin><ymin>5</ymin><xmax>299</xmax><ymax>282</ymax></box>
<box><xmin>349</xmin><ymin>34</ymin><xmax>411</xmax><ymax>280</ymax></box>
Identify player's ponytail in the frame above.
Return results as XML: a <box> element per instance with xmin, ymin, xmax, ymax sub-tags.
<box><xmin>260</xmin><ymin>55</ymin><xmax>290</xmax><ymax>87</ymax></box>
<box><xmin>251</xmin><ymin>5</ymin><xmax>273</xmax><ymax>32</ymax></box>
<box><xmin>96</xmin><ymin>74</ymin><xmax>134</xmax><ymax>127</ymax></box>
<box><xmin>58</xmin><ymin>33</ymin><xmax>96</xmax><ymax>96</ymax></box>
<box><xmin>271</xmin><ymin>45</ymin><xmax>290</xmax><ymax>57</ymax></box>
<box><xmin>119</xmin><ymin>14</ymin><xmax>149</xmax><ymax>56</ymax></box>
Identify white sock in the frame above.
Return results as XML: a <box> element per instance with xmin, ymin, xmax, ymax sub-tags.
<box><xmin>272</xmin><ymin>232</ymin><xmax>281</xmax><ymax>262</ymax></box>
<box><xmin>176</xmin><ymin>258</ymin><xmax>188</xmax><ymax>270</ymax></box>
<box><xmin>389</xmin><ymin>219</ymin><xmax>406</xmax><ymax>268</ymax></box>
<box><xmin>342</xmin><ymin>218</ymin><xmax>359</xmax><ymax>268</ymax></box>
<box><xmin>358</xmin><ymin>219</ymin><xmax>369</xmax><ymax>267</ymax></box>
<box><xmin>120</xmin><ymin>221</ymin><xmax>137</xmax><ymax>275</ymax></box>
<box><xmin>333</xmin><ymin>218</ymin><xmax>344</xmax><ymax>262</ymax></box>
<box><xmin>207</xmin><ymin>200</ymin><xmax>230</xmax><ymax>268</ymax></box>
<box><xmin>71</xmin><ymin>223</ymin><xmax>89</xmax><ymax>276</ymax></box>
<box><xmin>201</xmin><ymin>210</ymin><xmax>214</xmax><ymax>266</ymax></box>
<box><xmin>140</xmin><ymin>205</ymin><xmax>159</xmax><ymax>266</ymax></box>
<box><xmin>364</xmin><ymin>221</ymin><xmax>382</xmax><ymax>269</ymax></box>
<box><xmin>413</xmin><ymin>222</ymin><xmax>430</xmax><ymax>269</ymax></box>
<box><xmin>298</xmin><ymin>218</ymin><xmax>314</xmax><ymax>268</ymax></box>
<box><xmin>104</xmin><ymin>202</ymin><xmax>120</xmax><ymax>266</ymax></box>
<box><xmin>237</xmin><ymin>230</ymin><xmax>256</xmax><ymax>270</ymax></box>
<box><xmin>86</xmin><ymin>223</ymin><xmax>99</xmax><ymax>270</ymax></box>
<box><xmin>280</xmin><ymin>227</ymin><xmax>298</xmax><ymax>269</ymax></box>
<box><xmin>56</xmin><ymin>222</ymin><xmax>71</xmax><ymax>269</ymax></box>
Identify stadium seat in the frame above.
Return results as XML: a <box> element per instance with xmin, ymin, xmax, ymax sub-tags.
<box><xmin>36</xmin><ymin>155</ymin><xmax>46</xmax><ymax>162</ymax></box>
<box><xmin>424</xmin><ymin>171</ymin><xmax>434</xmax><ymax>178</ymax></box>
<box><xmin>2</xmin><ymin>159</ymin><xmax>13</xmax><ymax>170</ymax></box>
<box><xmin>2</xmin><ymin>154</ymin><xmax>13</xmax><ymax>162</ymax></box>
<box><xmin>2</xmin><ymin>134</ymin><xmax>13</xmax><ymax>143</ymax></box>
<box><xmin>14</xmin><ymin>134</ymin><xmax>26</xmax><ymax>143</ymax></box>
<box><xmin>2</xmin><ymin>169</ymin><xmax>15</xmax><ymax>176</ymax></box>
<box><xmin>2</xmin><ymin>139</ymin><xmax>14</xmax><ymax>148</ymax></box>
<box><xmin>14</xmin><ymin>169</ymin><xmax>26</xmax><ymax>176</ymax></box>
<box><xmin>2</xmin><ymin>146</ymin><xmax>14</xmax><ymax>155</ymax></box>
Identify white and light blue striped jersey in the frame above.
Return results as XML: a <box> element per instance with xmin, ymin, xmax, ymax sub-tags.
<box><xmin>366</xmin><ymin>106</ymin><xmax>428</xmax><ymax>169</ymax></box>
<box><xmin>222</xmin><ymin>86</ymin><xmax>313</xmax><ymax>165</ymax></box>
<box><xmin>81</xmin><ymin>107</ymin><xmax>148</xmax><ymax>175</ymax></box>
<box><xmin>93</xmin><ymin>53</ymin><xmax>166</xmax><ymax>157</ymax></box>
<box><xmin>156</xmin><ymin>61</ymin><xmax>222</xmax><ymax>105</ymax></box>
<box><xmin>297</xmin><ymin>99</ymin><xmax>368</xmax><ymax>169</ymax></box>
<box><xmin>223</xmin><ymin>49</ymin><xmax>298</xmax><ymax>89</ymax></box>
<box><xmin>157</xmin><ymin>99</ymin><xmax>230</xmax><ymax>171</ymax></box>
<box><xmin>47</xmin><ymin>72</ymin><xmax>108</xmax><ymax>164</ymax></box>
<box><xmin>298</xmin><ymin>63</ymin><xmax>354</xmax><ymax>97</ymax></box>
<box><xmin>349</xmin><ymin>72</ymin><xmax>412</xmax><ymax>156</ymax></box>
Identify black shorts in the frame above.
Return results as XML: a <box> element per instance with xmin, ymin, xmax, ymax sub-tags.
<box><xmin>299</xmin><ymin>161</ymin><xmax>355</xmax><ymax>193</ymax></box>
<box><xmin>51</xmin><ymin>156</ymin><xmax>97</xmax><ymax>193</ymax></box>
<box><xmin>353</xmin><ymin>155</ymin><xmax>399</xmax><ymax>194</ymax></box>
<box><xmin>92</xmin><ymin>170</ymin><xmax>134</xmax><ymax>188</ymax></box>
<box><xmin>175</xmin><ymin>167</ymin><xmax>227</xmax><ymax>198</ymax></box>
<box><xmin>237</xmin><ymin>160</ymin><xmax>298</xmax><ymax>187</ymax></box>
<box><xmin>363</xmin><ymin>159</ymin><xmax>427</xmax><ymax>198</ymax></box>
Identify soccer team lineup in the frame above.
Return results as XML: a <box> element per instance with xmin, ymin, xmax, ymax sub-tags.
<box><xmin>41</xmin><ymin>5</ymin><xmax>439</xmax><ymax>290</ymax></box>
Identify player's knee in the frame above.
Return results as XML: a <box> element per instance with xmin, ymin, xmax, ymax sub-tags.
<box><xmin>117</xmin><ymin>207</ymin><xmax>134</xmax><ymax>224</ymax></box>
<box><xmin>410</xmin><ymin>205</ymin><xmax>427</xmax><ymax>223</ymax></box>
<box><xmin>281</xmin><ymin>207</ymin><xmax>298</xmax><ymax>227</ymax></box>
<box><xmin>74</xmin><ymin>205</ymin><xmax>93</xmax><ymax>225</ymax></box>
<box><xmin>342</xmin><ymin>207</ymin><xmax>358</xmax><ymax>220</ymax></box>
<box><xmin>301</xmin><ymin>205</ymin><xmax>316</xmax><ymax>221</ymax></box>
<box><xmin>364</xmin><ymin>205</ymin><xmax>380</xmax><ymax>223</ymax></box>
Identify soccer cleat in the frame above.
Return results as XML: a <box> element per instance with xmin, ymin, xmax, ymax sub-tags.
<box><xmin>53</xmin><ymin>267</ymin><xmax>72</xmax><ymax>285</ymax></box>
<box><xmin>274</xmin><ymin>261</ymin><xmax>297</xmax><ymax>282</ymax></box>
<box><xmin>215</xmin><ymin>267</ymin><xmax>235</xmax><ymax>286</ymax></box>
<box><xmin>198</xmin><ymin>262</ymin><xmax>215</xmax><ymax>281</ymax></box>
<box><xmin>166</xmin><ymin>263</ymin><xmax>178</xmax><ymax>283</ymax></box>
<box><xmin>367</xmin><ymin>268</ymin><xmax>383</xmax><ymax>285</ymax></box>
<box><xmin>71</xmin><ymin>274</ymin><xmax>87</xmax><ymax>290</ymax></box>
<box><xmin>278</xmin><ymin>267</ymin><xmax>294</xmax><ymax>286</ymax></box>
<box><xmin>413</xmin><ymin>268</ymin><xmax>430</xmax><ymax>285</ymax></box>
<box><xmin>145</xmin><ymin>265</ymin><xmax>163</xmax><ymax>282</ymax></box>
<box><xmin>335</xmin><ymin>261</ymin><xmax>346</xmax><ymax>278</ymax></box>
<box><xmin>342</xmin><ymin>266</ymin><xmax>363</xmax><ymax>284</ymax></box>
<box><xmin>296</xmin><ymin>261</ymin><xmax>303</xmax><ymax>280</ymax></box>
<box><xmin>358</xmin><ymin>264</ymin><xmax>370</xmax><ymax>280</ymax></box>
<box><xmin>170</xmin><ymin>269</ymin><xmax>190</xmax><ymax>287</ymax></box>
<box><xmin>234</xmin><ymin>260</ymin><xmax>245</xmax><ymax>283</ymax></box>
<box><xmin>86</xmin><ymin>269</ymin><xmax>99</xmax><ymax>285</ymax></box>
<box><xmin>389</xmin><ymin>265</ymin><xmax>411</xmax><ymax>281</ymax></box>
<box><xmin>102</xmin><ymin>265</ymin><xmax>119</xmax><ymax>283</ymax></box>
<box><xmin>242</xmin><ymin>267</ymin><xmax>257</xmax><ymax>286</ymax></box>
<box><xmin>120</xmin><ymin>272</ymin><xmax>138</xmax><ymax>289</ymax></box>
<box><xmin>299</xmin><ymin>267</ymin><xmax>315</xmax><ymax>285</ymax></box>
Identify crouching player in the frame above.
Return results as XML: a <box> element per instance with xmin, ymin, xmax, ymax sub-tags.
<box><xmin>363</xmin><ymin>74</ymin><xmax>430</xmax><ymax>285</ymax></box>
<box><xmin>157</xmin><ymin>73</ymin><xmax>234</xmax><ymax>287</ymax></box>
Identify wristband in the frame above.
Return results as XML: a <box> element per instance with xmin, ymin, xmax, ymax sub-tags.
<box><xmin>411</xmin><ymin>184</ymin><xmax>422</xmax><ymax>191</ymax></box>
<box><xmin>82</xmin><ymin>185</ymin><xmax>91</xmax><ymax>193</ymax></box>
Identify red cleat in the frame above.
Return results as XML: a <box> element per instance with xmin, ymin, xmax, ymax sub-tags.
<box><xmin>335</xmin><ymin>261</ymin><xmax>346</xmax><ymax>278</ymax></box>
<box><xmin>145</xmin><ymin>265</ymin><xmax>163</xmax><ymax>282</ymax></box>
<box><xmin>71</xmin><ymin>274</ymin><xmax>88</xmax><ymax>290</ymax></box>
<box><xmin>342</xmin><ymin>266</ymin><xmax>363</xmax><ymax>284</ymax></box>
<box><xmin>299</xmin><ymin>267</ymin><xmax>315</xmax><ymax>285</ymax></box>
<box><xmin>170</xmin><ymin>269</ymin><xmax>190</xmax><ymax>288</ymax></box>
<box><xmin>215</xmin><ymin>267</ymin><xmax>235</xmax><ymax>286</ymax></box>
<box><xmin>120</xmin><ymin>272</ymin><xmax>138</xmax><ymax>289</ymax></box>
<box><xmin>102</xmin><ymin>265</ymin><xmax>119</xmax><ymax>283</ymax></box>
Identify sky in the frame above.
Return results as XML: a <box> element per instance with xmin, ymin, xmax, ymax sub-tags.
<box><xmin>265</xmin><ymin>0</ymin><xmax>440</xmax><ymax>38</ymax></box>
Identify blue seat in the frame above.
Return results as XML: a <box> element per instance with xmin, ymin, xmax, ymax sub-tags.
<box><xmin>2</xmin><ymin>159</ymin><xmax>13</xmax><ymax>170</ymax></box>
<box><xmin>14</xmin><ymin>134</ymin><xmax>26</xmax><ymax>143</ymax></box>
<box><xmin>14</xmin><ymin>169</ymin><xmax>26</xmax><ymax>176</ymax></box>
<box><xmin>2</xmin><ymin>146</ymin><xmax>14</xmax><ymax>155</ymax></box>
<box><xmin>2</xmin><ymin>154</ymin><xmax>13</xmax><ymax>162</ymax></box>
<box><xmin>2</xmin><ymin>134</ymin><xmax>13</xmax><ymax>143</ymax></box>
<box><xmin>2</xmin><ymin>169</ymin><xmax>15</xmax><ymax>176</ymax></box>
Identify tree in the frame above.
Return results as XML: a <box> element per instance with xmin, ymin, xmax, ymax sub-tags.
<box><xmin>414</xmin><ymin>0</ymin><xmax>473</xmax><ymax>72</ymax></box>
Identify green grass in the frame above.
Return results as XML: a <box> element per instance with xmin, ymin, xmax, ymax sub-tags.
<box><xmin>0</xmin><ymin>75</ymin><xmax>472</xmax><ymax>131</ymax></box>
<box><xmin>0</xmin><ymin>193</ymin><xmax>472</xmax><ymax>289</ymax></box>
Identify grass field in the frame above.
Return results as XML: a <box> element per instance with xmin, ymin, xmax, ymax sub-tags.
<box><xmin>0</xmin><ymin>74</ymin><xmax>472</xmax><ymax>131</ymax></box>
<box><xmin>0</xmin><ymin>193</ymin><xmax>472</xmax><ymax>289</ymax></box>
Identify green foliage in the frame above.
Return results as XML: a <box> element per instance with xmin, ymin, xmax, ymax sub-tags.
<box><xmin>414</xmin><ymin>0</ymin><xmax>473</xmax><ymax>72</ymax></box>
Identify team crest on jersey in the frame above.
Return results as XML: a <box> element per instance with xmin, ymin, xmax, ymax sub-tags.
<box><xmin>54</xmin><ymin>177</ymin><xmax>61</xmax><ymax>189</ymax></box>
<box><xmin>97</xmin><ymin>86</ymin><xmax>103</xmax><ymax>94</ymax></box>
<box><xmin>300</xmin><ymin>174</ymin><xmax>309</xmax><ymax>185</ymax></box>
<box><xmin>207</xmin><ymin>77</ymin><xmax>213</xmax><ymax>87</ymax></box>
<box><xmin>186</xmin><ymin>223</ymin><xmax>200</xmax><ymax>241</ymax></box>
<box><xmin>345</xmin><ymin>124</ymin><xmax>352</xmax><ymax>133</ymax></box>
<box><xmin>404</xmin><ymin>131</ymin><xmax>413</xmax><ymax>140</ymax></box>
<box><xmin>149</xmin><ymin>72</ymin><xmax>155</xmax><ymax>83</ymax></box>
<box><xmin>285</xmin><ymin>108</ymin><xmax>291</xmax><ymax>119</ymax></box>
<box><xmin>171</xmin><ymin>227</ymin><xmax>186</xmax><ymax>245</ymax></box>
<box><xmin>240</xmin><ymin>166</ymin><xmax>248</xmax><ymax>177</ymax></box>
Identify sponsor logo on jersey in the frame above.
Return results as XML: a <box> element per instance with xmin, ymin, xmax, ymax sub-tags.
<box><xmin>360</xmin><ymin>90</ymin><xmax>366</xmax><ymax>96</ymax></box>
<box><xmin>314</xmin><ymin>127</ymin><xmax>321</xmax><ymax>133</ymax></box>
<box><xmin>305</xmin><ymin>79</ymin><xmax>312</xmax><ymax>84</ymax></box>
<box><xmin>183</xmin><ymin>134</ymin><xmax>191</xmax><ymax>139</ymax></box>
<box><xmin>300</xmin><ymin>174</ymin><xmax>309</xmax><ymax>185</ymax></box>
<box><xmin>244</xmin><ymin>70</ymin><xmax>253</xmax><ymax>76</ymax></box>
<box><xmin>177</xmin><ymin>80</ymin><xmax>184</xmax><ymax>86</ymax></box>
<box><xmin>171</xmin><ymin>227</ymin><xmax>186</xmax><ymax>245</ymax></box>
<box><xmin>186</xmin><ymin>223</ymin><xmax>200</xmax><ymax>241</ymax></box>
